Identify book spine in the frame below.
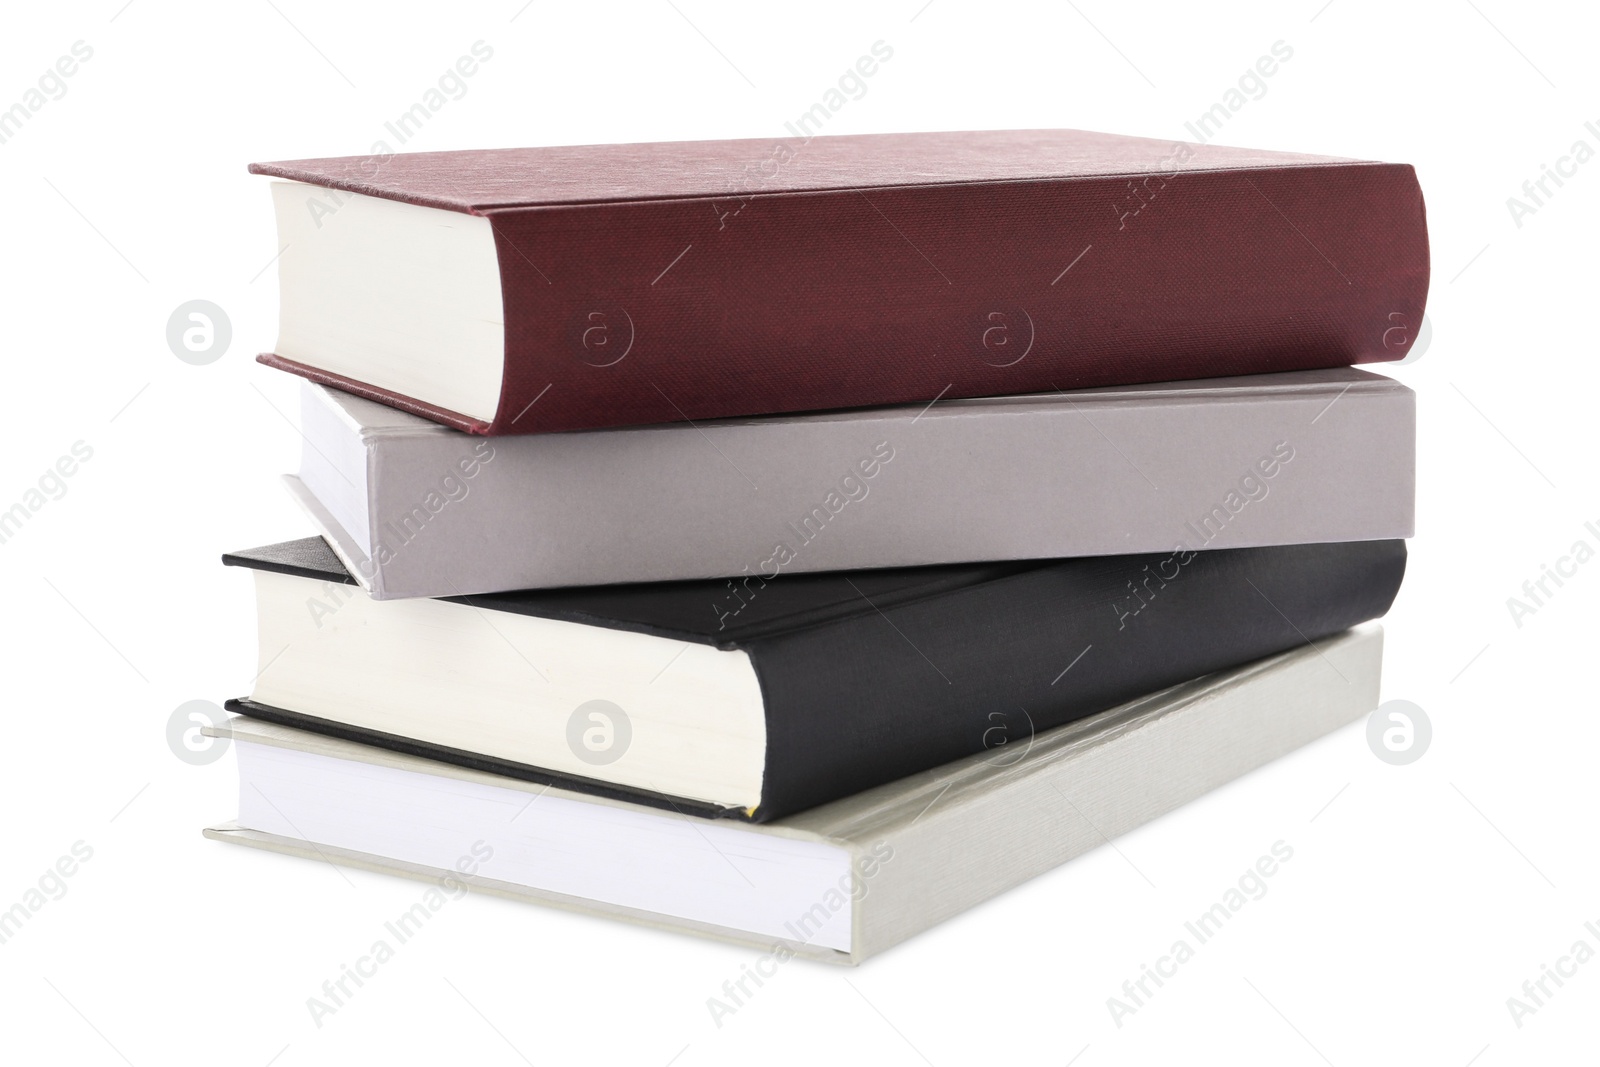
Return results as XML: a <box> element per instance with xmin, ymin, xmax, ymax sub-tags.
<box><xmin>482</xmin><ymin>163</ymin><xmax>1428</xmax><ymax>434</ymax></box>
<box><xmin>746</xmin><ymin>539</ymin><xmax>1407</xmax><ymax>820</ymax></box>
<box><xmin>348</xmin><ymin>373</ymin><xmax>1413</xmax><ymax>599</ymax></box>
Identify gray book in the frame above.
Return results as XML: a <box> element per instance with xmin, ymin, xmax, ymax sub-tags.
<box><xmin>286</xmin><ymin>368</ymin><xmax>1414</xmax><ymax>599</ymax></box>
<box><xmin>204</xmin><ymin>625</ymin><xmax>1382</xmax><ymax>964</ymax></box>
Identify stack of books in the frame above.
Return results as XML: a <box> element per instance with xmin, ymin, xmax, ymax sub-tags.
<box><xmin>207</xmin><ymin>129</ymin><xmax>1427</xmax><ymax>963</ymax></box>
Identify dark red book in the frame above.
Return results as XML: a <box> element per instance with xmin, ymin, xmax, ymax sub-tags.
<box><xmin>250</xmin><ymin>129</ymin><xmax>1429</xmax><ymax>435</ymax></box>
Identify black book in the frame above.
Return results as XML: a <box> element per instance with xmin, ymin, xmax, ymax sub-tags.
<box><xmin>223</xmin><ymin>536</ymin><xmax>1405</xmax><ymax>821</ymax></box>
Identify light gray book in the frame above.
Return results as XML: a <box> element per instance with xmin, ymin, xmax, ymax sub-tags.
<box><xmin>286</xmin><ymin>368</ymin><xmax>1414</xmax><ymax>599</ymax></box>
<box><xmin>204</xmin><ymin>625</ymin><xmax>1382</xmax><ymax>964</ymax></box>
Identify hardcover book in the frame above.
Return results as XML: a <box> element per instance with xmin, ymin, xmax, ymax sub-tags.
<box><xmin>251</xmin><ymin>129</ymin><xmax>1430</xmax><ymax>435</ymax></box>
<box><xmin>205</xmin><ymin>625</ymin><xmax>1384</xmax><ymax>963</ymax></box>
<box><xmin>287</xmin><ymin>367</ymin><xmax>1415</xmax><ymax>598</ymax></box>
<box><xmin>223</xmin><ymin>535</ymin><xmax>1405</xmax><ymax>821</ymax></box>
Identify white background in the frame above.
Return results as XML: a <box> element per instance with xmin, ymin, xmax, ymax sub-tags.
<box><xmin>1</xmin><ymin>1</ymin><xmax>1595</xmax><ymax>1063</ymax></box>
